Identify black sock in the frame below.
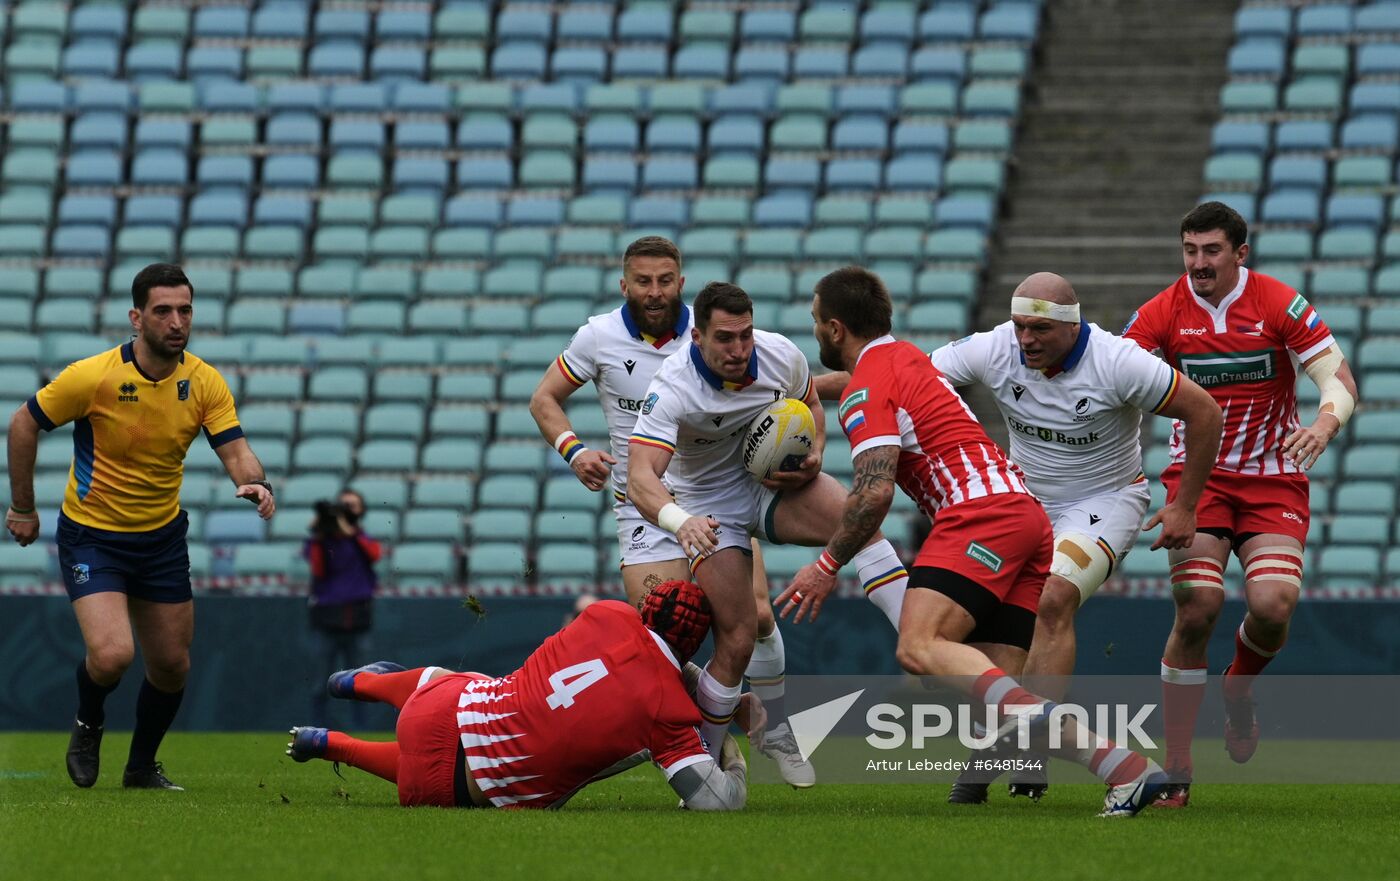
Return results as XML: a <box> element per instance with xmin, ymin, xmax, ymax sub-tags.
<box><xmin>75</xmin><ymin>660</ymin><xmax>119</xmax><ymax>728</ymax></box>
<box><xmin>126</xmin><ymin>679</ymin><xmax>185</xmax><ymax>771</ymax></box>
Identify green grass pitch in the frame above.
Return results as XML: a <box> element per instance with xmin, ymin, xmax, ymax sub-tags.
<box><xmin>3</xmin><ymin>733</ymin><xmax>1396</xmax><ymax>881</ymax></box>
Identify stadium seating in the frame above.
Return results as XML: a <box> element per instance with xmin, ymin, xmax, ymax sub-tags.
<box><xmin>1183</xmin><ymin>0</ymin><xmax>1400</xmax><ymax>590</ymax></box>
<box><xmin>0</xmin><ymin>0</ymin><xmax>1095</xmax><ymax>591</ymax></box>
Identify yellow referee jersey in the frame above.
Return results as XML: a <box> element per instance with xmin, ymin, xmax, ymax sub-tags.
<box><xmin>27</xmin><ymin>341</ymin><xmax>242</xmax><ymax>533</ymax></box>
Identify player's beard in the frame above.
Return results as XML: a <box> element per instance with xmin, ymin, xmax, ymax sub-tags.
<box><xmin>817</xmin><ymin>333</ymin><xmax>844</xmax><ymax>372</ymax></box>
<box><xmin>142</xmin><ymin>324</ymin><xmax>188</xmax><ymax>360</ymax></box>
<box><xmin>626</xmin><ymin>297</ymin><xmax>682</xmax><ymax>339</ymax></box>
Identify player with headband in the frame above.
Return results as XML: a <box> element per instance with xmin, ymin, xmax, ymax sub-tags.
<box><xmin>816</xmin><ymin>271</ymin><xmax>1222</xmax><ymax>803</ymax></box>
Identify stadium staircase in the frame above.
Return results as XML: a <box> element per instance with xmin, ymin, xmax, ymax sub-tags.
<box><xmin>983</xmin><ymin>0</ymin><xmax>1237</xmax><ymax>329</ymax></box>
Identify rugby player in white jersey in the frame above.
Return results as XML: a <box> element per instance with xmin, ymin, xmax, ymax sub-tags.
<box><xmin>628</xmin><ymin>282</ymin><xmax>910</xmax><ymax>771</ymax></box>
<box><xmin>529</xmin><ymin>239</ymin><xmax>817</xmax><ymax>785</ymax></box>
<box><xmin>814</xmin><ymin>272</ymin><xmax>1221</xmax><ymax>801</ymax></box>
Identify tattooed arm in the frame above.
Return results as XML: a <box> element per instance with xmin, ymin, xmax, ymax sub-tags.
<box><xmin>774</xmin><ymin>445</ymin><xmax>900</xmax><ymax>623</ymax></box>
<box><xmin>826</xmin><ymin>446</ymin><xmax>899</xmax><ymax>564</ymax></box>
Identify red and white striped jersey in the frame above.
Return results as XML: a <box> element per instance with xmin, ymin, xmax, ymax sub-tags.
<box><xmin>455</xmin><ymin>601</ymin><xmax>709</xmax><ymax>809</ymax></box>
<box><xmin>837</xmin><ymin>336</ymin><xmax>1032</xmax><ymax>522</ymax></box>
<box><xmin>1124</xmin><ymin>268</ymin><xmax>1336</xmax><ymax>476</ymax></box>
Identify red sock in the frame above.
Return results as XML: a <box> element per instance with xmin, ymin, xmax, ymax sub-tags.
<box><xmin>1160</xmin><ymin>661</ymin><xmax>1207</xmax><ymax>772</ymax></box>
<box><xmin>971</xmin><ymin>667</ymin><xmax>1041</xmax><ymax>713</ymax></box>
<box><xmin>1089</xmin><ymin>744</ymin><xmax>1148</xmax><ymax>786</ymax></box>
<box><xmin>1225</xmin><ymin>622</ymin><xmax>1283</xmax><ymax>698</ymax></box>
<box><xmin>354</xmin><ymin>668</ymin><xmax>429</xmax><ymax>709</ymax></box>
<box><xmin>325</xmin><ymin>731</ymin><xmax>400</xmax><ymax>783</ymax></box>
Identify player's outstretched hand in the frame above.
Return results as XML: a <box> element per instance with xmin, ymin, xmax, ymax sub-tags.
<box><xmin>1144</xmin><ymin>501</ymin><xmax>1196</xmax><ymax>550</ymax></box>
<box><xmin>5</xmin><ymin>508</ymin><xmax>39</xmax><ymax>546</ymax></box>
<box><xmin>761</xmin><ymin>452</ymin><xmax>822</xmax><ymax>491</ymax></box>
<box><xmin>570</xmin><ymin>449</ymin><xmax>616</xmax><ymax>492</ymax></box>
<box><xmin>676</xmin><ymin>515</ymin><xmax>721</xmax><ymax>558</ymax></box>
<box><xmin>236</xmin><ymin>484</ymin><xmax>276</xmax><ymax>519</ymax></box>
<box><xmin>775</xmin><ymin>563</ymin><xmax>837</xmax><ymax>624</ymax></box>
<box><xmin>1280</xmin><ymin>416</ymin><xmax>1338</xmax><ymax>472</ymax></box>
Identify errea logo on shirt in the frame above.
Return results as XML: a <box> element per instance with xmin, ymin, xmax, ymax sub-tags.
<box><xmin>117</xmin><ymin>382</ymin><xmax>138</xmax><ymax>403</ymax></box>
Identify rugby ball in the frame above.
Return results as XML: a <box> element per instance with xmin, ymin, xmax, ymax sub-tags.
<box><xmin>742</xmin><ymin>398</ymin><xmax>816</xmax><ymax>481</ymax></box>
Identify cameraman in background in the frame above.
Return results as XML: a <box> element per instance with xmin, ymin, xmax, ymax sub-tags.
<box><xmin>303</xmin><ymin>489</ymin><xmax>382</xmax><ymax>726</ymax></box>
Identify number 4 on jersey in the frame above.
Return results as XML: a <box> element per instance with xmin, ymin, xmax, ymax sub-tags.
<box><xmin>545</xmin><ymin>658</ymin><xmax>610</xmax><ymax>709</ymax></box>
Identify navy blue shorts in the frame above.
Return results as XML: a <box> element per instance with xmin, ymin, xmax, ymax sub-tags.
<box><xmin>57</xmin><ymin>511</ymin><xmax>192</xmax><ymax>603</ymax></box>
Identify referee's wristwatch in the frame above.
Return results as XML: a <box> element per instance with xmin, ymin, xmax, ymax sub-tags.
<box><xmin>249</xmin><ymin>480</ymin><xmax>274</xmax><ymax>496</ymax></box>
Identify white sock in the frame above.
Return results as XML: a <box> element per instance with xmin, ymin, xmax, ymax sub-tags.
<box><xmin>853</xmin><ymin>540</ymin><xmax>907</xmax><ymax>632</ymax></box>
<box><xmin>696</xmin><ymin>664</ymin><xmax>742</xmax><ymax>759</ymax></box>
<box><xmin>416</xmin><ymin>666</ymin><xmax>440</xmax><ymax>689</ymax></box>
<box><xmin>746</xmin><ymin>624</ymin><xmax>786</xmax><ymax>734</ymax></box>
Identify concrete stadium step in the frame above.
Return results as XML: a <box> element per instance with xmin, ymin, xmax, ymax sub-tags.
<box><xmin>981</xmin><ymin>0</ymin><xmax>1233</xmax><ymax>326</ymax></box>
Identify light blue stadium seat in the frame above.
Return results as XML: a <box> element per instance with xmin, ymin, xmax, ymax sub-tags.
<box><xmin>1336</xmin><ymin>157</ymin><xmax>1391</xmax><ymax>189</ymax></box>
<box><xmin>372</xmin><ymin>46</ymin><xmax>426</xmax><ymax>81</ymax></box>
<box><xmin>742</xmin><ymin>8</ymin><xmax>795</xmax><ymax>42</ymax></box>
<box><xmin>583</xmin><ymin>114</ymin><xmax>639</xmax><ymax>153</ymax></box>
<box><xmin>734</xmin><ymin>46</ymin><xmax>790</xmax><ymax>83</ymax></box>
<box><xmin>186</xmin><ymin>44</ymin><xmax>244</xmax><ymax>81</ymax></box>
<box><xmin>1296</xmin><ymin>4</ymin><xmax>1352</xmax><ymax>37</ymax></box>
<box><xmin>1220</xmin><ymin>81</ymin><xmax>1277</xmax><ymax>114</ymax></box>
<box><xmin>924</xmin><ymin>229</ymin><xmax>987</xmax><ymax>264</ymax></box>
<box><xmin>1212</xmin><ymin>121</ymin><xmax>1270</xmax><ymax>155</ymax></box>
<box><xmin>979</xmin><ymin>5</ymin><xmax>1038</xmax><ymax>41</ymax></box>
<box><xmin>205</xmin><ymin>510</ymin><xmax>266</xmax><ymax>545</ymax></box>
<box><xmin>1235</xmin><ymin>6</ymin><xmax>1291</xmax><ymax>41</ymax></box>
<box><xmin>58</xmin><ymin>195</ymin><xmax>116</xmax><ymax>230</ymax></box>
<box><xmin>1260</xmin><ymin>189</ymin><xmax>1320</xmax><ymax>225</ymax></box>
<box><xmin>1228</xmin><ymin>40</ymin><xmax>1285</xmax><ymax>78</ymax></box>
<box><xmin>793</xmin><ymin>47</ymin><xmax>847</xmax><ymax>80</ymax></box>
<box><xmin>315</xmin><ymin>7</ymin><xmax>370</xmax><ymax>42</ymax></box>
<box><xmin>1285</xmin><ymin>78</ymin><xmax>1344</xmax><ymax>113</ymax></box>
<box><xmin>763</xmin><ymin>157</ymin><xmax>819</xmax><ymax>192</ymax></box>
<box><xmin>1275</xmin><ymin>119</ymin><xmax>1336</xmax><ymax>151</ymax></box>
<box><xmin>752</xmin><ymin>194</ymin><xmax>812</xmax><ymax>228</ymax></box>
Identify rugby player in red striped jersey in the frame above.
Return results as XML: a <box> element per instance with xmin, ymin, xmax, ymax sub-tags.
<box><xmin>1125</xmin><ymin>202</ymin><xmax>1359</xmax><ymax>805</ymax></box>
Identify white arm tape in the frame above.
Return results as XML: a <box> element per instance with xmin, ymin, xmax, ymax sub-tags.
<box><xmin>1303</xmin><ymin>348</ymin><xmax>1354</xmax><ymax>428</ymax></box>
<box><xmin>1011</xmin><ymin>297</ymin><xmax>1080</xmax><ymax>323</ymax></box>
<box><xmin>658</xmin><ymin>502</ymin><xmax>694</xmax><ymax>534</ymax></box>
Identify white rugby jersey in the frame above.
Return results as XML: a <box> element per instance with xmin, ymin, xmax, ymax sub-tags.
<box><xmin>555</xmin><ymin>305</ymin><xmax>692</xmax><ymax>502</ymax></box>
<box><xmin>929</xmin><ymin>321</ymin><xmax>1182</xmax><ymax>504</ymax></box>
<box><xmin>629</xmin><ymin>329</ymin><xmax>814</xmax><ymax>491</ymax></box>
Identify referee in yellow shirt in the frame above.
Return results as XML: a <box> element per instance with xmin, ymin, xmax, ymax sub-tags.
<box><xmin>6</xmin><ymin>264</ymin><xmax>276</xmax><ymax>790</ymax></box>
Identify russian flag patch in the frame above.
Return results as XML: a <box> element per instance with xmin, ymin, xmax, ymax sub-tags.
<box><xmin>842</xmin><ymin>409</ymin><xmax>866</xmax><ymax>434</ymax></box>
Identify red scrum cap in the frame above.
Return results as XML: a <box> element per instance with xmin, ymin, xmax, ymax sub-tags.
<box><xmin>640</xmin><ymin>580</ymin><xmax>712</xmax><ymax>662</ymax></box>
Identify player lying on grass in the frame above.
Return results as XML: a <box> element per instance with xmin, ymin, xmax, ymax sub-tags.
<box><xmin>285</xmin><ymin>580</ymin><xmax>760</xmax><ymax>810</ymax></box>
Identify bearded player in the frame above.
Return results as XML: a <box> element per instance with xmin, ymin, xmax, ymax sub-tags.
<box><xmin>1125</xmin><ymin>202</ymin><xmax>1359</xmax><ymax>806</ymax></box>
<box><xmin>528</xmin><ymin>237</ymin><xmax>810</xmax><ymax>785</ymax></box>
<box><xmin>781</xmin><ymin>267</ymin><xmax>1167</xmax><ymax>818</ymax></box>
<box><xmin>285</xmin><ymin>580</ymin><xmax>756</xmax><ymax>810</ymax></box>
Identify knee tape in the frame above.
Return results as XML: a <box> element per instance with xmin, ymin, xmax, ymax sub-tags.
<box><xmin>1169</xmin><ymin>556</ymin><xmax>1226</xmax><ymax>590</ymax></box>
<box><xmin>1049</xmin><ymin>534</ymin><xmax>1114</xmax><ymax>603</ymax></box>
<box><xmin>1242</xmin><ymin>545</ymin><xmax>1303</xmax><ymax>588</ymax></box>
